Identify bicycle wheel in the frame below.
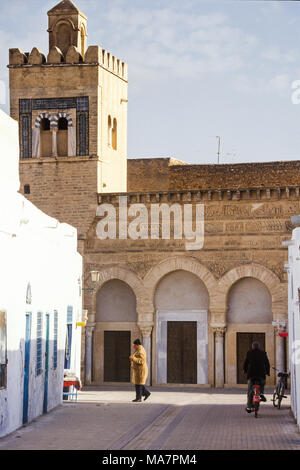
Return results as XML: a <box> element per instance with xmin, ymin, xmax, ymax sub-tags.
<box><xmin>278</xmin><ymin>383</ymin><xmax>285</xmax><ymax>410</ymax></box>
<box><xmin>272</xmin><ymin>389</ymin><xmax>279</xmax><ymax>407</ymax></box>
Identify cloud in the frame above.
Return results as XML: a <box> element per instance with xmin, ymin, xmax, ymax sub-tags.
<box><xmin>91</xmin><ymin>2</ymin><xmax>258</xmax><ymax>81</ymax></box>
<box><xmin>261</xmin><ymin>46</ymin><xmax>298</xmax><ymax>64</ymax></box>
<box><xmin>230</xmin><ymin>72</ymin><xmax>294</xmax><ymax>102</ymax></box>
<box><xmin>268</xmin><ymin>73</ymin><xmax>291</xmax><ymax>95</ymax></box>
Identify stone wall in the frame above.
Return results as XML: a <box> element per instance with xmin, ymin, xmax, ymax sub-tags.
<box><xmin>127</xmin><ymin>158</ymin><xmax>188</xmax><ymax>192</ymax></box>
<box><xmin>127</xmin><ymin>158</ymin><xmax>300</xmax><ymax>192</ymax></box>
<box><xmin>86</xmin><ymin>187</ymin><xmax>294</xmax><ymax>320</ymax></box>
<box><xmin>93</xmin><ymin>187</ymin><xmax>298</xmax><ymax>274</ymax></box>
<box><xmin>20</xmin><ymin>157</ymin><xmax>99</xmax><ymax>238</ymax></box>
<box><xmin>169</xmin><ymin>161</ymin><xmax>300</xmax><ymax>191</ymax></box>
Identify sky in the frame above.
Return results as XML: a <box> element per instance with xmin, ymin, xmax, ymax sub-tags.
<box><xmin>1</xmin><ymin>0</ymin><xmax>300</xmax><ymax>164</ymax></box>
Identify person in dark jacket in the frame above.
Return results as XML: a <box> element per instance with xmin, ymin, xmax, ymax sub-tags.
<box><xmin>243</xmin><ymin>341</ymin><xmax>270</xmax><ymax>412</ymax></box>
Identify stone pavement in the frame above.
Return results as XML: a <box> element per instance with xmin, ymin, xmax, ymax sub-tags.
<box><xmin>0</xmin><ymin>387</ymin><xmax>299</xmax><ymax>450</ymax></box>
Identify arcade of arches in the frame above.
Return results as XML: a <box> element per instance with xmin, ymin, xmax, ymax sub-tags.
<box><xmin>84</xmin><ymin>259</ymin><xmax>287</xmax><ymax>388</ymax></box>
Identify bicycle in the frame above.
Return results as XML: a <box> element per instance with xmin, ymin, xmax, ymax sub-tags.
<box><xmin>249</xmin><ymin>379</ymin><xmax>261</xmax><ymax>418</ymax></box>
<box><xmin>272</xmin><ymin>367</ymin><xmax>289</xmax><ymax>409</ymax></box>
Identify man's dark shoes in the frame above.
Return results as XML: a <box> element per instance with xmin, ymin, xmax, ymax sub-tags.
<box><xmin>132</xmin><ymin>398</ymin><xmax>142</xmax><ymax>402</ymax></box>
<box><xmin>246</xmin><ymin>407</ymin><xmax>252</xmax><ymax>413</ymax></box>
<box><xmin>260</xmin><ymin>395</ymin><xmax>267</xmax><ymax>402</ymax></box>
<box><xmin>144</xmin><ymin>392</ymin><xmax>151</xmax><ymax>401</ymax></box>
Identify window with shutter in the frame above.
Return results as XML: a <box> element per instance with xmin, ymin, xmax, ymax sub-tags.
<box><xmin>36</xmin><ymin>312</ymin><xmax>43</xmax><ymax>376</ymax></box>
<box><xmin>65</xmin><ymin>306</ymin><xmax>73</xmax><ymax>370</ymax></box>
<box><xmin>53</xmin><ymin>311</ymin><xmax>58</xmax><ymax>369</ymax></box>
<box><xmin>67</xmin><ymin>306</ymin><xmax>73</xmax><ymax>324</ymax></box>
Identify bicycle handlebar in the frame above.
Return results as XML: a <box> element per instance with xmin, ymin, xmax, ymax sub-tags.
<box><xmin>272</xmin><ymin>366</ymin><xmax>290</xmax><ymax>376</ymax></box>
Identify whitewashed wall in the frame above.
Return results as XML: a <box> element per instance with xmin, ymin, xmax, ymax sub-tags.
<box><xmin>287</xmin><ymin>226</ymin><xmax>300</xmax><ymax>430</ymax></box>
<box><xmin>0</xmin><ymin>110</ymin><xmax>82</xmax><ymax>438</ymax></box>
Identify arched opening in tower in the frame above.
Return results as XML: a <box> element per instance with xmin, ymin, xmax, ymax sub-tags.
<box><xmin>40</xmin><ymin>118</ymin><xmax>52</xmax><ymax>157</ymax></box>
<box><xmin>57</xmin><ymin>117</ymin><xmax>69</xmax><ymax>156</ymax></box>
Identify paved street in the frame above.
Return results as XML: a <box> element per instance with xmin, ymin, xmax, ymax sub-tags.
<box><xmin>0</xmin><ymin>387</ymin><xmax>299</xmax><ymax>450</ymax></box>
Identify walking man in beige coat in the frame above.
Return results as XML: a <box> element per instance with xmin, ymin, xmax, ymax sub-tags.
<box><xmin>129</xmin><ymin>339</ymin><xmax>151</xmax><ymax>402</ymax></box>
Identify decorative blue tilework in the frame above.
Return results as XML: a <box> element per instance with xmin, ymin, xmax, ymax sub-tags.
<box><xmin>19</xmin><ymin>100</ymin><xmax>32</xmax><ymax>158</ymax></box>
<box><xmin>77</xmin><ymin>111</ymin><xmax>89</xmax><ymax>156</ymax></box>
<box><xmin>20</xmin><ymin>114</ymin><xmax>32</xmax><ymax>159</ymax></box>
<box><xmin>19</xmin><ymin>99</ymin><xmax>32</xmax><ymax>113</ymax></box>
<box><xmin>19</xmin><ymin>96</ymin><xmax>89</xmax><ymax>158</ymax></box>
<box><xmin>76</xmin><ymin>97</ymin><xmax>89</xmax><ymax>112</ymax></box>
<box><xmin>32</xmin><ymin>98</ymin><xmax>77</xmax><ymax>110</ymax></box>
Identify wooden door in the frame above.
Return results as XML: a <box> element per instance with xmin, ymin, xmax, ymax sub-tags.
<box><xmin>167</xmin><ymin>321</ymin><xmax>197</xmax><ymax>384</ymax></box>
<box><xmin>236</xmin><ymin>332</ymin><xmax>265</xmax><ymax>384</ymax></box>
<box><xmin>104</xmin><ymin>331</ymin><xmax>130</xmax><ymax>382</ymax></box>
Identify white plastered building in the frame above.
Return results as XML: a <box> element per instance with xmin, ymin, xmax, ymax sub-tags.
<box><xmin>285</xmin><ymin>222</ymin><xmax>300</xmax><ymax>430</ymax></box>
<box><xmin>0</xmin><ymin>110</ymin><xmax>82</xmax><ymax>437</ymax></box>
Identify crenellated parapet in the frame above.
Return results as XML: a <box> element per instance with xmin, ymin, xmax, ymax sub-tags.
<box><xmin>28</xmin><ymin>47</ymin><xmax>46</xmax><ymax>65</ymax></box>
<box><xmin>9</xmin><ymin>1</ymin><xmax>128</xmax><ymax>80</ymax></box>
<box><xmin>9</xmin><ymin>48</ymin><xmax>28</xmax><ymax>66</ymax></box>
<box><xmin>85</xmin><ymin>46</ymin><xmax>128</xmax><ymax>79</ymax></box>
<box><xmin>8</xmin><ymin>45</ymin><xmax>128</xmax><ymax>80</ymax></box>
<box><xmin>47</xmin><ymin>46</ymin><xmax>64</xmax><ymax>64</ymax></box>
<box><xmin>98</xmin><ymin>185</ymin><xmax>300</xmax><ymax>205</ymax></box>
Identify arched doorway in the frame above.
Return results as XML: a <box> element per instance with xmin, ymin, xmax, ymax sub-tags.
<box><xmin>226</xmin><ymin>277</ymin><xmax>273</xmax><ymax>385</ymax></box>
<box><xmin>94</xmin><ymin>279</ymin><xmax>139</xmax><ymax>383</ymax></box>
<box><xmin>154</xmin><ymin>270</ymin><xmax>209</xmax><ymax>385</ymax></box>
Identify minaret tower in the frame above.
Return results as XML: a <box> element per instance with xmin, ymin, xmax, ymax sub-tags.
<box><xmin>47</xmin><ymin>0</ymin><xmax>88</xmax><ymax>58</ymax></box>
<box><xmin>8</xmin><ymin>0</ymin><xmax>128</xmax><ymax>240</ymax></box>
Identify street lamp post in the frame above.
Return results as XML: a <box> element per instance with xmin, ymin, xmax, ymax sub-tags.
<box><xmin>216</xmin><ymin>136</ymin><xmax>221</xmax><ymax>164</ymax></box>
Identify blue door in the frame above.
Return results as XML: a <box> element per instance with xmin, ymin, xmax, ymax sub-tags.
<box><xmin>64</xmin><ymin>306</ymin><xmax>73</xmax><ymax>370</ymax></box>
<box><xmin>43</xmin><ymin>314</ymin><xmax>50</xmax><ymax>414</ymax></box>
<box><xmin>23</xmin><ymin>313</ymin><xmax>31</xmax><ymax>424</ymax></box>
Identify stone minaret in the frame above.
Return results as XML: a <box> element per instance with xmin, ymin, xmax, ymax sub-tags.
<box><xmin>8</xmin><ymin>0</ymin><xmax>128</xmax><ymax>240</ymax></box>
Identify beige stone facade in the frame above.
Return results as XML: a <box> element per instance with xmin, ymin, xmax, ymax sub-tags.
<box><xmin>84</xmin><ymin>190</ymin><xmax>292</xmax><ymax>387</ymax></box>
<box><xmin>10</xmin><ymin>0</ymin><xmax>297</xmax><ymax>388</ymax></box>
